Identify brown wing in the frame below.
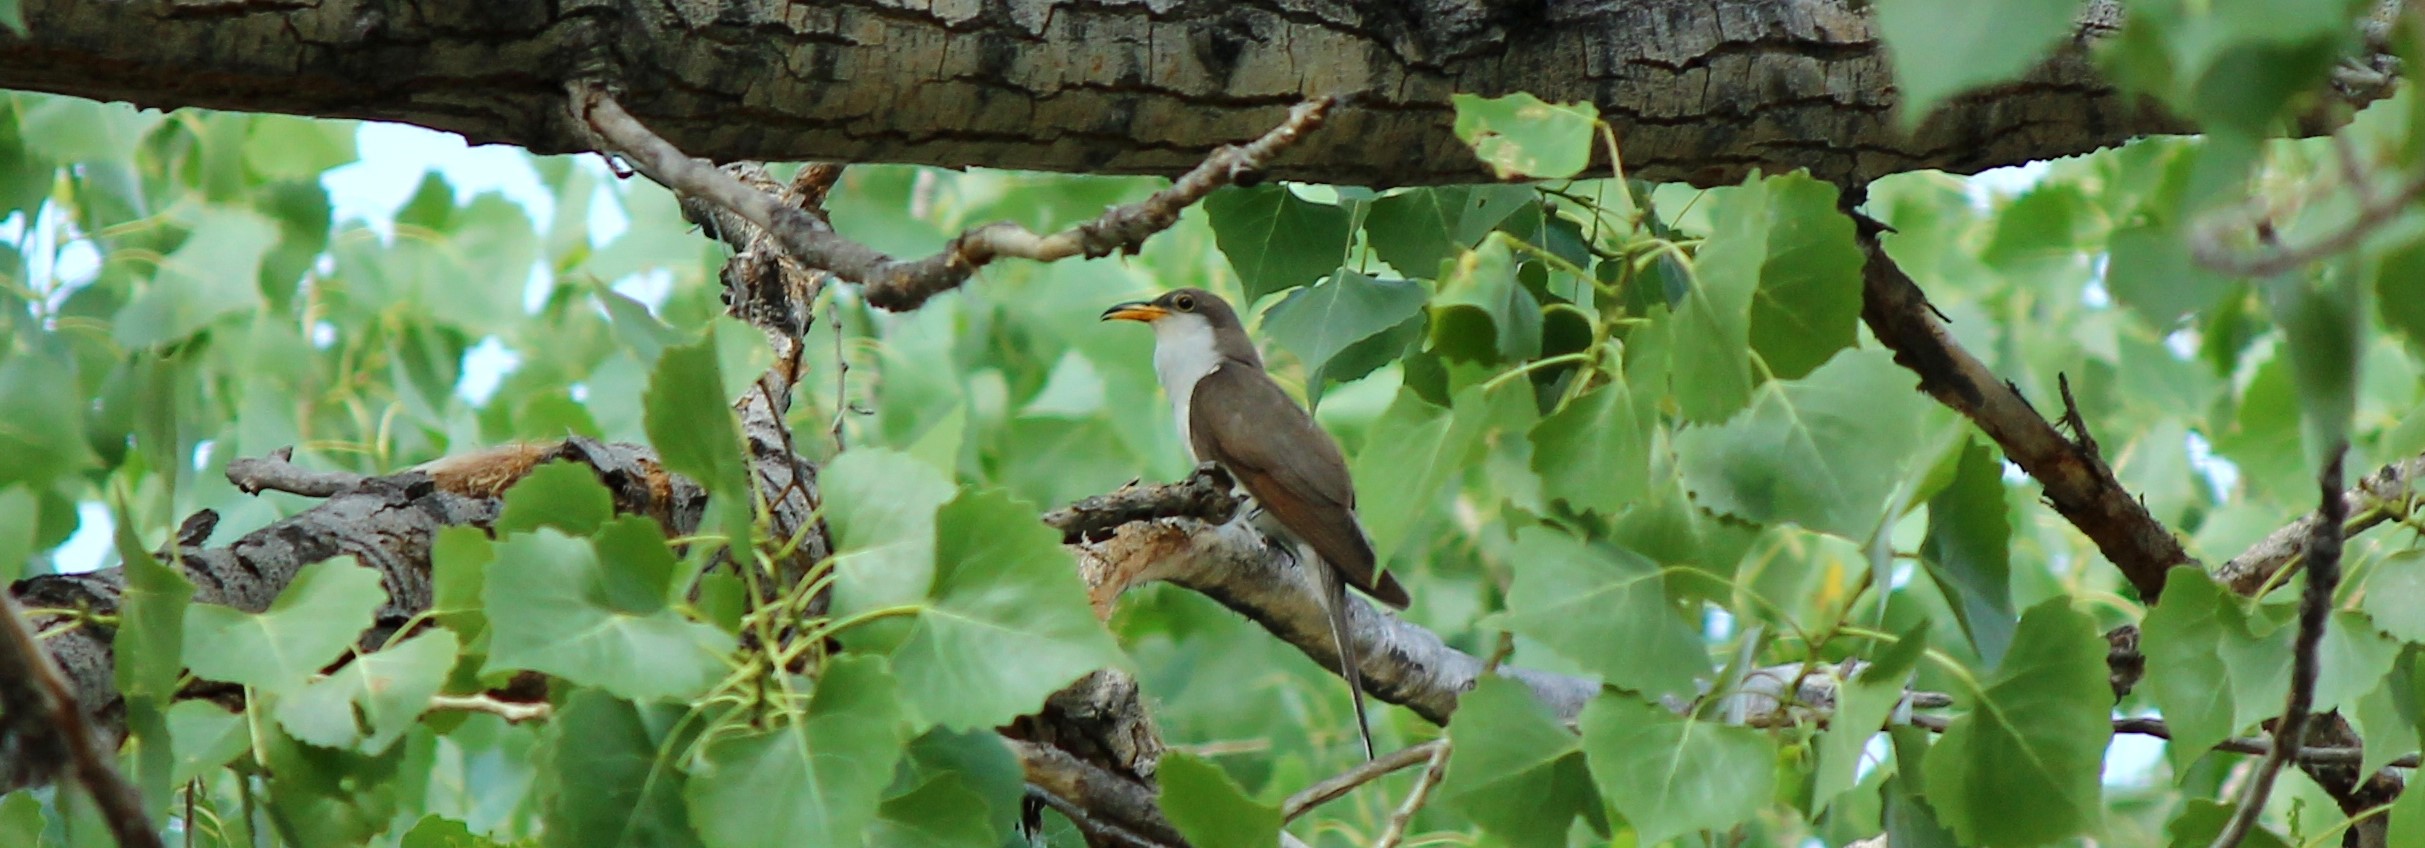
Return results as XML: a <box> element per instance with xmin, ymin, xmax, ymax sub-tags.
<box><xmin>1190</xmin><ymin>364</ymin><xmax>1411</xmax><ymax>609</ymax></box>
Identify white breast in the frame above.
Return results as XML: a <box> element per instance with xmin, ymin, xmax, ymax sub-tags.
<box><xmin>1149</xmin><ymin>313</ymin><xmax>1223</xmax><ymax>461</ymax></box>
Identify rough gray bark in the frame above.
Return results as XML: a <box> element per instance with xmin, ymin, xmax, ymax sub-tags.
<box><xmin>2</xmin><ymin>0</ymin><xmax>2392</xmax><ymax>188</ymax></box>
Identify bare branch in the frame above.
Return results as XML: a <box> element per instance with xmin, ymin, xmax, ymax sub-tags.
<box><xmin>2207</xmin><ymin>446</ymin><xmax>2347</xmax><ymax>848</ymax></box>
<box><xmin>1372</xmin><ymin>740</ymin><xmax>1453</xmax><ymax>848</ymax></box>
<box><xmin>1856</xmin><ymin>217</ymin><xmax>2187</xmax><ymax>600</ymax></box>
<box><xmin>0</xmin><ymin>594</ymin><xmax>162</xmax><ymax>848</ymax></box>
<box><xmin>1012</xmin><ymin>740</ymin><xmax>1190</xmax><ymax>848</ymax></box>
<box><xmin>2191</xmin><ymin>149</ymin><xmax>2425</xmax><ymax>277</ymax></box>
<box><xmin>1282</xmin><ymin>741</ymin><xmax>1446</xmax><ymax>823</ymax></box>
<box><xmin>427</xmin><ymin>694</ymin><xmax>552</xmax><ymax>724</ymax></box>
<box><xmin>573</xmin><ymin>81</ymin><xmax>1333</xmax><ymax>312</ymax></box>
<box><xmin>1907</xmin><ymin>712</ymin><xmax>2416</xmax><ymax>769</ymax></box>
<box><xmin>226</xmin><ymin>448</ymin><xmax>367</xmax><ymax>497</ymax></box>
<box><xmin>2216</xmin><ymin>452</ymin><xmax>2425</xmax><ymax>595</ymax></box>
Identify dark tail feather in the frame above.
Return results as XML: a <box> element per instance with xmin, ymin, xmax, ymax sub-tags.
<box><xmin>1315</xmin><ymin>552</ymin><xmax>1377</xmax><ymax>760</ymax></box>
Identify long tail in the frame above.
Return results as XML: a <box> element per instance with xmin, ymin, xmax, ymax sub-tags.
<box><xmin>1310</xmin><ymin>545</ymin><xmax>1377</xmax><ymax>760</ymax></box>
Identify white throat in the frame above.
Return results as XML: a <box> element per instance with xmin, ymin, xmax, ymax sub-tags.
<box><xmin>1149</xmin><ymin>313</ymin><xmax>1223</xmax><ymax>460</ymax></box>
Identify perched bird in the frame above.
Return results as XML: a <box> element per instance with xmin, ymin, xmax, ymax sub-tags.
<box><xmin>1102</xmin><ymin>287</ymin><xmax>1410</xmax><ymax>759</ymax></box>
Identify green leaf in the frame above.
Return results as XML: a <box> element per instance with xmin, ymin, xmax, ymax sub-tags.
<box><xmin>867</xmin><ymin>774</ymin><xmax>998</xmax><ymax>848</ymax></box>
<box><xmin>1364</xmin><ymin>186</ymin><xmax>1535</xmax><ymax>278</ymax></box>
<box><xmin>1260</xmin><ymin>270</ymin><xmax>1429</xmax><ymax>387</ymax></box>
<box><xmin>1873</xmin><ymin>0</ymin><xmax>2080</xmax><ymax>122</ymax></box>
<box><xmin>1450</xmin><ymin>93</ymin><xmax>1599</xmax><ymax>180</ymax></box>
<box><xmin>0</xmin><ymin>0</ymin><xmax>22</xmax><ymax>35</ymax></box>
<box><xmin>259</xmin><ymin>716</ymin><xmax>408</xmax><ymax>845</ymax></box>
<box><xmin>166</xmin><ymin>700</ymin><xmax>248</xmax><ymax>784</ymax></box>
<box><xmin>1670</xmin><ymin>226</ymin><xmax>1756</xmax><ymax>422</ymax></box>
<box><xmin>1431</xmin><ymin>235</ymin><xmax>1543</xmax><ymax>364</ymax></box>
<box><xmin>183</xmin><ymin>557</ymin><xmax>386</xmax><ymax>695</ymax></box>
<box><xmin>2362</xmin><ymin>550</ymin><xmax>2425</xmax><ymax>643</ymax></box>
<box><xmin>1158</xmin><ymin>752</ymin><xmax>1282</xmax><ymax>848</ymax></box>
<box><xmin>1203</xmin><ymin>185</ymin><xmax>1352</xmax><ymax>302</ymax></box>
<box><xmin>275</xmin><ymin>629</ymin><xmax>458</xmax><ymax>753</ymax></box>
<box><xmin>2269</xmin><ymin>270</ymin><xmax>2363</xmax><ymax>464</ymax></box>
<box><xmin>822</xmin><ymin>448</ymin><xmax>958</xmax><ymax>629</ymax></box>
<box><xmin>430</xmin><ymin>526</ymin><xmax>494</xmax><ymax>644</ymax></box>
<box><xmin>1673</xmin><ymin>350</ymin><xmax>1937</xmax><ymax>539</ymax></box>
<box><xmin>1349</xmin><ymin>386</ymin><xmax>1493</xmax><ymax>567</ymax></box>
<box><xmin>687</xmin><ymin>655</ymin><xmax>912</xmax><ymax>848</ymax></box>
<box><xmin>1439</xmin><ymin>676</ymin><xmax>1600</xmax><ymax>848</ymax></box>
<box><xmin>243</xmin><ymin>115</ymin><xmax>358</xmax><ymax>180</ymax></box>
<box><xmin>0</xmin><ymin>341</ymin><xmax>99</xmax><ymax>489</ymax></box>
<box><xmin>645</xmin><ymin>331</ymin><xmax>750</xmax><ymax>536</ymax></box>
<box><xmin>496</xmin><ymin>459</ymin><xmax>616</xmax><ymax>536</ymax></box>
<box><xmin>1815</xmin><ymin>625</ymin><xmax>1929</xmax><ymax>811</ymax></box>
<box><xmin>115</xmin><ymin>208</ymin><xmax>280</xmax><ymax>347</ymax></box>
<box><xmin>1735</xmin><ymin>175</ymin><xmax>1865</xmax><ymax>380</ymax></box>
<box><xmin>0</xmin><ymin>791</ymin><xmax>37</xmax><ymax>845</ymax></box>
<box><xmin>2375</xmin><ymin>235</ymin><xmax>2425</xmax><ymax>354</ymax></box>
<box><xmin>19</xmin><ymin>96</ymin><xmax>162</xmax><ymax>165</ymax></box>
<box><xmin>2351</xmin><ymin>666</ymin><xmax>2421</xmax><ymax>777</ymax></box>
<box><xmin>2109</xmin><ymin>223</ymin><xmax>2232</xmax><ymax>328</ymax></box>
<box><xmin>1918</xmin><ymin>436</ymin><xmax>2017</xmax><ymax>664</ymax></box>
<box><xmin>1528</xmin><ymin>371</ymin><xmax>1651</xmax><ymax>517</ymax></box>
<box><xmin>1579</xmin><ymin>693</ymin><xmax>1774</xmax><ymax>846</ymax></box>
<box><xmin>2389</xmin><ymin>764</ymin><xmax>2425</xmax><ymax>848</ymax></box>
<box><xmin>1923</xmin><ymin>598</ymin><xmax>2110</xmax><ymax>848</ymax></box>
<box><xmin>482</xmin><ymin>527</ymin><xmax>731</xmax><ymax>703</ymax></box>
<box><xmin>2164</xmin><ymin>800</ymin><xmax>2291</xmax><ymax>848</ymax></box>
<box><xmin>539</xmin><ymin>689</ymin><xmax>705</xmax><ymax>848</ymax></box>
<box><xmin>889</xmin><ymin>489</ymin><xmax>1122</xmax><ymax>730</ymax></box>
<box><xmin>1504</xmin><ymin>528</ymin><xmax>1708</xmax><ymax>699</ymax></box>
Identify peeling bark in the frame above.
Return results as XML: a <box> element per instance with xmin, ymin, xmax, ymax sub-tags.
<box><xmin>2</xmin><ymin>0</ymin><xmax>2396</xmax><ymax>187</ymax></box>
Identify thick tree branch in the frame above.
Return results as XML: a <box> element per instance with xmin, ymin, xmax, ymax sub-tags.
<box><xmin>10</xmin><ymin>0</ymin><xmax>2399</xmax><ymax>187</ymax></box>
<box><xmin>576</xmin><ymin>83</ymin><xmax>1331</xmax><ymax>311</ymax></box>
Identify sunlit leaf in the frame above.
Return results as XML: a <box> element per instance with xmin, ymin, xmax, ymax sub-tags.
<box><xmin>687</xmin><ymin>656</ymin><xmax>912</xmax><ymax>848</ymax></box>
<box><xmin>1505</xmin><ymin>528</ymin><xmax>1708</xmax><ymax>699</ymax></box>
<box><xmin>183</xmin><ymin>557</ymin><xmax>386</xmax><ymax>695</ymax></box>
<box><xmin>1159</xmin><ymin>752</ymin><xmax>1281</xmax><ymax>848</ymax></box>
<box><xmin>1579</xmin><ymin>693</ymin><xmax>1773</xmax><ymax>846</ymax></box>
<box><xmin>1924</xmin><ymin>599</ymin><xmax>2110</xmax><ymax>847</ymax></box>
<box><xmin>1450</xmin><ymin>93</ymin><xmax>1599</xmax><ymax>180</ymax></box>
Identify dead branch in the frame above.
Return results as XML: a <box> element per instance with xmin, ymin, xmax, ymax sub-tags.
<box><xmin>572</xmin><ymin>81</ymin><xmax>1333</xmax><ymax>312</ymax></box>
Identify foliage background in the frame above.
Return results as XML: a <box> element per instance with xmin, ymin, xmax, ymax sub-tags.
<box><xmin>6</xmin><ymin>2</ymin><xmax>2425</xmax><ymax>845</ymax></box>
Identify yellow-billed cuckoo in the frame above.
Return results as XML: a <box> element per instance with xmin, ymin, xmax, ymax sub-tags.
<box><xmin>1102</xmin><ymin>287</ymin><xmax>1410</xmax><ymax>759</ymax></box>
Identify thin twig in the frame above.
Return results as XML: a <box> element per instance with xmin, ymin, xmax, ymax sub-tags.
<box><xmin>1905</xmin><ymin>711</ymin><xmax>2415</xmax><ymax>768</ymax></box>
<box><xmin>1371</xmin><ymin>740</ymin><xmax>1453</xmax><ymax>848</ymax></box>
<box><xmin>2192</xmin><ymin>168</ymin><xmax>2425</xmax><ymax>277</ymax></box>
<box><xmin>1281</xmin><ymin>741</ymin><xmax>1445</xmax><ymax>823</ymax></box>
<box><xmin>427</xmin><ymin>694</ymin><xmax>552</xmax><ymax>724</ymax></box>
<box><xmin>0</xmin><ymin>594</ymin><xmax>164</xmax><ymax>848</ymax></box>
<box><xmin>2205</xmin><ymin>446</ymin><xmax>2347</xmax><ymax>848</ymax></box>
<box><xmin>572</xmin><ymin>80</ymin><xmax>1334</xmax><ymax>311</ymax></box>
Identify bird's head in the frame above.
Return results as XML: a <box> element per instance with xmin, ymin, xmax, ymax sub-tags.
<box><xmin>1099</xmin><ymin>287</ymin><xmax>1238</xmax><ymax>330</ymax></box>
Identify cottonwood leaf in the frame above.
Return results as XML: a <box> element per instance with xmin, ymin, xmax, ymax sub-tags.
<box><xmin>539</xmin><ymin>690</ymin><xmax>704</xmax><ymax>848</ymax></box>
<box><xmin>2141</xmin><ymin>568</ymin><xmax>2241</xmax><ymax>773</ymax></box>
<box><xmin>1439</xmin><ymin>676</ymin><xmax>1601</xmax><ymax>848</ymax></box>
<box><xmin>1873</xmin><ymin>0</ymin><xmax>2079</xmax><ymax>123</ymax></box>
<box><xmin>1159</xmin><ymin>752</ymin><xmax>1281</xmax><ymax>848</ymax></box>
<box><xmin>645</xmin><ymin>331</ymin><xmax>750</xmax><ymax>536</ymax></box>
<box><xmin>1350</xmin><ymin>386</ymin><xmax>1492</xmax><ymax>567</ymax></box>
<box><xmin>115</xmin><ymin>209</ymin><xmax>279</xmax><ymax>347</ymax></box>
<box><xmin>1204</xmin><ymin>185</ymin><xmax>1351</xmax><ymax>302</ymax></box>
<box><xmin>1919</xmin><ymin>436</ymin><xmax>2017</xmax><ymax>664</ymax></box>
<box><xmin>483</xmin><ymin>527</ymin><xmax>731</xmax><ymax>703</ymax></box>
<box><xmin>1450</xmin><ymin>93</ymin><xmax>1598</xmax><ymax>180</ymax></box>
<box><xmin>887</xmin><ymin>489</ymin><xmax>1123</xmax><ymax>731</ymax></box>
<box><xmin>824</xmin><ymin>448</ymin><xmax>958</xmax><ymax>634</ymax></box>
<box><xmin>1528</xmin><ymin>371</ymin><xmax>1651</xmax><ymax>517</ymax></box>
<box><xmin>1430</xmin><ymin>235</ymin><xmax>1542</xmax><ymax>364</ymax></box>
<box><xmin>1739</xmin><ymin>174</ymin><xmax>1864</xmax><ymax>380</ymax></box>
<box><xmin>1674</xmin><ymin>350</ymin><xmax>1936</xmax><ymax>539</ymax></box>
<box><xmin>184</xmin><ymin>557</ymin><xmax>385</xmax><ymax>695</ymax></box>
<box><xmin>1260</xmin><ymin>270</ymin><xmax>1429</xmax><ymax>386</ymax></box>
<box><xmin>687</xmin><ymin>656</ymin><xmax>912</xmax><ymax>848</ymax></box>
<box><xmin>1815</xmin><ymin>625</ymin><xmax>1928</xmax><ymax>811</ymax></box>
<box><xmin>867</xmin><ymin>774</ymin><xmax>997</xmax><ymax>848</ymax></box>
<box><xmin>2361</xmin><ymin>550</ymin><xmax>2425</xmax><ymax>643</ymax></box>
<box><xmin>496</xmin><ymin>460</ymin><xmax>615</xmax><ymax>536</ymax></box>
<box><xmin>1924</xmin><ymin>599</ymin><xmax>2110</xmax><ymax>847</ymax></box>
<box><xmin>1364</xmin><ymin>185</ymin><xmax>1534</xmax><ymax>277</ymax></box>
<box><xmin>276</xmin><ymin>629</ymin><xmax>458</xmax><ymax>753</ymax></box>
<box><xmin>1504</xmin><ymin>528</ymin><xmax>1708</xmax><ymax>699</ymax></box>
<box><xmin>1579</xmin><ymin>694</ymin><xmax>1774</xmax><ymax>847</ymax></box>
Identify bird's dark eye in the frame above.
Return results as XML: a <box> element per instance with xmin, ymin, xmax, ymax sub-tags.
<box><xmin>1173</xmin><ymin>294</ymin><xmax>1196</xmax><ymax>311</ymax></box>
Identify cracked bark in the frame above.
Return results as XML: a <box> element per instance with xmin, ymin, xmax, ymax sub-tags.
<box><xmin>2</xmin><ymin>0</ymin><xmax>2398</xmax><ymax>188</ymax></box>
